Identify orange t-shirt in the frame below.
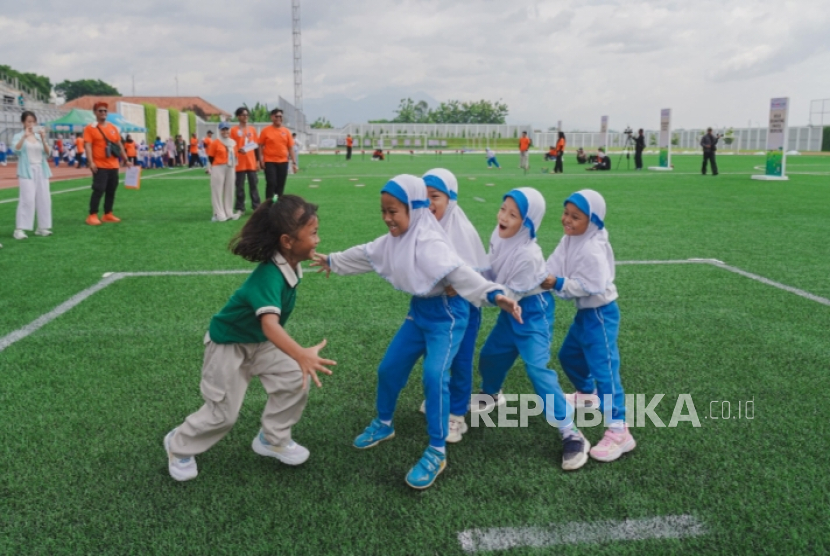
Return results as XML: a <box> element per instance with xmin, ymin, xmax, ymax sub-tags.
<box><xmin>519</xmin><ymin>137</ymin><xmax>531</xmax><ymax>151</ymax></box>
<box><xmin>83</xmin><ymin>122</ymin><xmax>122</xmax><ymax>169</ymax></box>
<box><xmin>230</xmin><ymin>125</ymin><xmax>259</xmax><ymax>171</ymax></box>
<box><xmin>556</xmin><ymin>138</ymin><xmax>565</xmax><ymax>154</ymax></box>
<box><xmin>346</xmin><ymin>137</ymin><xmax>353</xmax><ymax>147</ymax></box>
<box><xmin>124</xmin><ymin>142</ymin><xmax>137</xmax><ymax>157</ymax></box>
<box><xmin>548</xmin><ymin>148</ymin><xmax>556</xmax><ymax>156</ymax></box>
<box><xmin>75</xmin><ymin>137</ymin><xmax>84</xmax><ymax>154</ymax></box>
<box><xmin>189</xmin><ymin>137</ymin><xmax>198</xmax><ymax>154</ymax></box>
<box><xmin>258</xmin><ymin>125</ymin><xmax>294</xmax><ymax>164</ymax></box>
<box><xmin>207</xmin><ymin>139</ymin><xmax>230</xmax><ymax>166</ymax></box>
<box><xmin>203</xmin><ymin>136</ymin><xmax>212</xmax><ymax>150</ymax></box>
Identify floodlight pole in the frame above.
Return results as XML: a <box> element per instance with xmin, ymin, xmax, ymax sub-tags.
<box><xmin>292</xmin><ymin>0</ymin><xmax>304</xmax><ymax>130</ymax></box>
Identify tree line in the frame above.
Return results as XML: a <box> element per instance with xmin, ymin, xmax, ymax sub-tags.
<box><xmin>370</xmin><ymin>98</ymin><xmax>509</xmax><ymax>124</ymax></box>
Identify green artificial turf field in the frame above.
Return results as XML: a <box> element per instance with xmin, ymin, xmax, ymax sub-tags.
<box><xmin>1</xmin><ymin>152</ymin><xmax>829</xmax><ymax>555</ymax></box>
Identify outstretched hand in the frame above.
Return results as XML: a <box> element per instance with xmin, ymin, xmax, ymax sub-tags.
<box><xmin>297</xmin><ymin>339</ymin><xmax>336</xmax><ymax>388</ymax></box>
<box><xmin>310</xmin><ymin>253</ymin><xmax>331</xmax><ymax>277</ymax></box>
<box><xmin>495</xmin><ymin>294</ymin><xmax>523</xmax><ymax>324</ymax></box>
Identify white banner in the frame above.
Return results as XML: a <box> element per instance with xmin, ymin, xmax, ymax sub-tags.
<box><xmin>765</xmin><ymin>97</ymin><xmax>789</xmax><ymax>177</ymax></box>
<box><xmin>659</xmin><ymin>108</ymin><xmax>671</xmax><ymax>168</ymax></box>
<box><xmin>600</xmin><ymin>116</ymin><xmax>608</xmax><ymax>148</ymax></box>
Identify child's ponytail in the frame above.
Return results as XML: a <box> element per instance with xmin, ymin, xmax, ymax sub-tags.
<box><xmin>229</xmin><ymin>194</ymin><xmax>319</xmax><ymax>262</ymax></box>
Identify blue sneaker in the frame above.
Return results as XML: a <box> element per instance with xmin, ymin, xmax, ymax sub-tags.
<box><xmin>353</xmin><ymin>418</ymin><xmax>395</xmax><ymax>449</ymax></box>
<box><xmin>405</xmin><ymin>446</ymin><xmax>446</xmax><ymax>489</ymax></box>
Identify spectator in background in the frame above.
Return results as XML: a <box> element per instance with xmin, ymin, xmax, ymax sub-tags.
<box><xmin>154</xmin><ymin>136</ymin><xmax>164</xmax><ymax>152</ymax></box>
<box><xmin>175</xmin><ymin>134</ymin><xmax>186</xmax><ymax>167</ymax></box>
<box><xmin>372</xmin><ymin>148</ymin><xmax>384</xmax><ymax>161</ymax></box>
<box><xmin>586</xmin><ymin>148</ymin><xmax>611</xmax><ymax>171</ymax></box>
<box><xmin>0</xmin><ymin>139</ymin><xmax>7</xmax><ymax>167</ymax></box>
<box><xmin>291</xmin><ymin>133</ymin><xmax>300</xmax><ymax>174</ymax></box>
<box><xmin>485</xmin><ymin>146</ymin><xmax>500</xmax><ymax>169</ymax></box>
<box><xmin>12</xmin><ymin>110</ymin><xmax>52</xmax><ymax>239</ymax></box>
<box><xmin>51</xmin><ymin>141</ymin><xmax>61</xmax><ymax>167</ymax></box>
<box><xmin>198</xmin><ymin>140</ymin><xmax>207</xmax><ymax>168</ymax></box>
<box><xmin>17</xmin><ymin>94</ymin><xmax>24</xmax><ymax>107</ymax></box>
<box><xmin>231</xmin><ymin>107</ymin><xmax>261</xmax><ymax>212</ymax></box>
<box><xmin>206</xmin><ymin>121</ymin><xmax>239</xmax><ymax>222</ymax></box>
<box><xmin>519</xmin><ymin>131</ymin><xmax>531</xmax><ymax>171</ymax></box>
<box><xmin>700</xmin><ymin>127</ymin><xmax>720</xmax><ymax>176</ymax></box>
<box><xmin>576</xmin><ymin>147</ymin><xmax>587</xmax><ymax>164</ymax></box>
<box><xmin>75</xmin><ymin>133</ymin><xmax>86</xmax><ymax>168</ymax></box>
<box><xmin>346</xmin><ymin>134</ymin><xmax>353</xmax><ymax>160</ymax></box>
<box><xmin>124</xmin><ymin>135</ymin><xmax>137</xmax><ymax>166</ymax></box>
<box><xmin>84</xmin><ymin>101</ymin><xmax>132</xmax><ymax>225</ymax></box>
<box><xmin>554</xmin><ymin>132</ymin><xmax>566</xmax><ymax>174</ymax></box>
<box><xmin>258</xmin><ymin>108</ymin><xmax>296</xmax><ymax>198</ymax></box>
<box><xmin>633</xmin><ymin>129</ymin><xmax>645</xmax><ymax>171</ymax></box>
<box><xmin>166</xmin><ymin>137</ymin><xmax>177</xmax><ymax>168</ymax></box>
<box><xmin>202</xmin><ymin>130</ymin><xmax>214</xmax><ymax>175</ymax></box>
<box><xmin>189</xmin><ymin>133</ymin><xmax>199</xmax><ymax>167</ymax></box>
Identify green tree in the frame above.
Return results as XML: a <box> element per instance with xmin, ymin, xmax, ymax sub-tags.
<box><xmin>55</xmin><ymin>79</ymin><xmax>120</xmax><ymax>101</ymax></box>
<box><xmin>169</xmin><ymin>108</ymin><xmax>180</xmax><ymax>137</ymax></box>
<box><xmin>143</xmin><ymin>104</ymin><xmax>158</xmax><ymax>141</ymax></box>
<box><xmin>241</xmin><ymin>102</ymin><xmax>271</xmax><ymax>122</ymax></box>
<box><xmin>311</xmin><ymin>117</ymin><xmax>333</xmax><ymax>129</ymax></box>
<box><xmin>188</xmin><ymin>112</ymin><xmax>197</xmax><ymax>137</ymax></box>
<box><xmin>0</xmin><ymin>65</ymin><xmax>52</xmax><ymax>99</ymax></box>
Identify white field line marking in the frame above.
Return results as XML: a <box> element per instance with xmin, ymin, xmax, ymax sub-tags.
<box><xmin>2</xmin><ymin>259</ymin><xmax>828</xmax><ymax>354</ymax></box>
<box><xmin>458</xmin><ymin>514</ymin><xmax>705</xmax><ymax>553</ymax></box>
<box><xmin>0</xmin><ymin>186</ymin><xmax>89</xmax><ymax>205</ymax></box>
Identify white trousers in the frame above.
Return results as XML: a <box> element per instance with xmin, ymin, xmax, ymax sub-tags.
<box><xmin>17</xmin><ymin>164</ymin><xmax>52</xmax><ymax>231</ymax></box>
<box><xmin>210</xmin><ymin>164</ymin><xmax>235</xmax><ymax>220</ymax></box>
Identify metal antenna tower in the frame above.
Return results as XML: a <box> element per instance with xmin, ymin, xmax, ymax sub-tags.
<box><xmin>292</xmin><ymin>0</ymin><xmax>304</xmax><ymax>128</ymax></box>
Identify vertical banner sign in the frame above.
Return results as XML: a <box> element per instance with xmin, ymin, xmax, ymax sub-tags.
<box><xmin>765</xmin><ymin>98</ymin><xmax>788</xmax><ymax>177</ymax></box>
<box><xmin>600</xmin><ymin>116</ymin><xmax>608</xmax><ymax>149</ymax></box>
<box><xmin>557</xmin><ymin>120</ymin><xmax>562</xmax><ymax>133</ymax></box>
<box><xmin>659</xmin><ymin>108</ymin><xmax>671</xmax><ymax>167</ymax></box>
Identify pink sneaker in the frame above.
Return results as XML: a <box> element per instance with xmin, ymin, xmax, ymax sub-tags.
<box><xmin>565</xmin><ymin>391</ymin><xmax>600</xmax><ymax>410</ymax></box>
<box><xmin>590</xmin><ymin>425</ymin><xmax>636</xmax><ymax>462</ymax></box>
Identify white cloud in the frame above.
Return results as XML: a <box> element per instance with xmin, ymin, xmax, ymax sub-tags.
<box><xmin>1</xmin><ymin>0</ymin><xmax>828</xmax><ymax>129</ymax></box>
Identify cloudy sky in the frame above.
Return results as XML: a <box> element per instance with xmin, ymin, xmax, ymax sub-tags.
<box><xmin>3</xmin><ymin>0</ymin><xmax>829</xmax><ymax>130</ymax></box>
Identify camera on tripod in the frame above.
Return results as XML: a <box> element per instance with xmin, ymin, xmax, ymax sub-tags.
<box><xmin>624</xmin><ymin>126</ymin><xmax>633</xmax><ymax>135</ymax></box>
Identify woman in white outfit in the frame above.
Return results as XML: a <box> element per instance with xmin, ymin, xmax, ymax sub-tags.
<box><xmin>12</xmin><ymin>111</ymin><xmax>53</xmax><ymax>240</ymax></box>
<box><xmin>206</xmin><ymin>122</ymin><xmax>240</xmax><ymax>222</ymax></box>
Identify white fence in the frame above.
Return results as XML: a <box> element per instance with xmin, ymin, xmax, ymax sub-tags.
<box><xmin>536</xmin><ymin>126</ymin><xmax>824</xmax><ymax>152</ymax></box>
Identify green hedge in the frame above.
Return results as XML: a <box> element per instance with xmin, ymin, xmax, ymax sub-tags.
<box><xmin>143</xmin><ymin>104</ymin><xmax>157</xmax><ymax>142</ymax></box>
<box><xmin>169</xmin><ymin>108</ymin><xmax>180</xmax><ymax>137</ymax></box>
<box><xmin>188</xmin><ymin>112</ymin><xmax>197</xmax><ymax>137</ymax></box>
<box><xmin>823</xmin><ymin>127</ymin><xmax>830</xmax><ymax>152</ymax></box>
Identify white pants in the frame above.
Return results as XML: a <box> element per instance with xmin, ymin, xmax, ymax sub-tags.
<box><xmin>17</xmin><ymin>164</ymin><xmax>52</xmax><ymax>231</ymax></box>
<box><xmin>210</xmin><ymin>164</ymin><xmax>235</xmax><ymax>220</ymax></box>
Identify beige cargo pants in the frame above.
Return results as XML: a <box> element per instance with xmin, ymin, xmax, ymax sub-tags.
<box><xmin>168</xmin><ymin>333</ymin><xmax>308</xmax><ymax>457</ymax></box>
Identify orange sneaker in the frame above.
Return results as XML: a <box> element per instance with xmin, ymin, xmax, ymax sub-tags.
<box><xmin>102</xmin><ymin>213</ymin><xmax>121</xmax><ymax>223</ymax></box>
<box><xmin>86</xmin><ymin>214</ymin><xmax>102</xmax><ymax>226</ymax></box>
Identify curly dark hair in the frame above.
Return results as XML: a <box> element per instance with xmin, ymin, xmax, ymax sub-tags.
<box><xmin>229</xmin><ymin>195</ymin><xmax>318</xmax><ymax>262</ymax></box>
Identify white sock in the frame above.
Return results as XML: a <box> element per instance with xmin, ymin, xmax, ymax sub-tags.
<box><xmin>380</xmin><ymin>419</ymin><xmax>392</xmax><ymax>427</ymax></box>
<box><xmin>432</xmin><ymin>446</ymin><xmax>446</xmax><ymax>454</ymax></box>
<box><xmin>559</xmin><ymin>425</ymin><xmax>580</xmax><ymax>439</ymax></box>
<box><xmin>609</xmin><ymin>422</ymin><xmax>625</xmax><ymax>434</ymax></box>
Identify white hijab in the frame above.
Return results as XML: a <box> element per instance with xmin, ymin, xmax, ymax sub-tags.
<box><xmin>218</xmin><ymin>132</ymin><xmax>237</xmax><ymax>167</ymax></box>
<box><xmin>487</xmin><ymin>187</ymin><xmax>549</xmax><ymax>294</ymax></box>
<box><xmin>546</xmin><ymin>189</ymin><xmax>615</xmax><ymax>294</ymax></box>
<box><xmin>364</xmin><ymin>174</ymin><xmax>462</xmax><ymax>296</ymax></box>
<box><xmin>422</xmin><ymin>168</ymin><xmax>490</xmax><ymax>272</ymax></box>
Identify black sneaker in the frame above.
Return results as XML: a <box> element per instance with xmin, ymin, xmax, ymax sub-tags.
<box><xmin>561</xmin><ymin>432</ymin><xmax>590</xmax><ymax>471</ymax></box>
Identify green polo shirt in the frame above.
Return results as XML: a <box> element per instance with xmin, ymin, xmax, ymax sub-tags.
<box><xmin>209</xmin><ymin>253</ymin><xmax>302</xmax><ymax>344</ymax></box>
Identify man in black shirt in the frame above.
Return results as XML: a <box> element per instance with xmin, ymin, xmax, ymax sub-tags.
<box><xmin>700</xmin><ymin>128</ymin><xmax>720</xmax><ymax>175</ymax></box>
<box><xmin>633</xmin><ymin>129</ymin><xmax>646</xmax><ymax>170</ymax></box>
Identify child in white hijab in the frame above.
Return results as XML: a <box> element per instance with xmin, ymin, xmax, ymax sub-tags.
<box><xmin>475</xmin><ymin>187</ymin><xmax>591</xmax><ymax>472</ymax></box>
<box><xmin>545</xmin><ymin>189</ymin><xmax>635</xmax><ymax>463</ymax></box>
<box><xmin>313</xmin><ymin>174</ymin><xmax>521</xmax><ymax>490</ymax></box>
<box><xmin>418</xmin><ymin>168</ymin><xmax>489</xmax><ymax>443</ymax></box>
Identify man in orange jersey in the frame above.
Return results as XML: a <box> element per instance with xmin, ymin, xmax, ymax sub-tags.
<box><xmin>202</xmin><ymin>130</ymin><xmax>213</xmax><ymax>174</ymax></box>
<box><xmin>75</xmin><ymin>133</ymin><xmax>85</xmax><ymax>168</ymax></box>
<box><xmin>257</xmin><ymin>108</ymin><xmax>297</xmax><ymax>199</ymax></box>
<box><xmin>519</xmin><ymin>131</ymin><xmax>531</xmax><ymax>171</ymax></box>
<box><xmin>124</xmin><ymin>134</ymin><xmax>138</xmax><ymax>165</ymax></box>
<box><xmin>230</xmin><ymin>107</ymin><xmax>261</xmax><ymax>212</ymax></box>
<box><xmin>554</xmin><ymin>132</ymin><xmax>566</xmax><ymax>174</ymax></box>
<box><xmin>83</xmin><ymin>102</ymin><xmax>132</xmax><ymax>225</ymax></box>
<box><xmin>189</xmin><ymin>133</ymin><xmax>199</xmax><ymax>167</ymax></box>
<box><xmin>345</xmin><ymin>134</ymin><xmax>353</xmax><ymax>160</ymax></box>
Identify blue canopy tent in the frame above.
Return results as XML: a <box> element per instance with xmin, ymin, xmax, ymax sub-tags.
<box><xmin>106</xmin><ymin>113</ymin><xmax>147</xmax><ymax>133</ymax></box>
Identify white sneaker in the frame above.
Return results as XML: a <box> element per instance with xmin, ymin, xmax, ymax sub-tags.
<box><xmin>230</xmin><ymin>212</ymin><xmax>241</xmax><ymax>221</ymax></box>
<box><xmin>164</xmin><ymin>429</ymin><xmax>198</xmax><ymax>481</ymax></box>
<box><xmin>470</xmin><ymin>390</ymin><xmax>508</xmax><ymax>413</ymax></box>
<box><xmin>252</xmin><ymin>430</ymin><xmax>309</xmax><ymax>466</ymax></box>
<box><xmin>34</xmin><ymin>229</ymin><xmax>52</xmax><ymax>237</ymax></box>
<box><xmin>13</xmin><ymin>229</ymin><xmax>27</xmax><ymax>240</ymax></box>
<box><xmin>565</xmin><ymin>391</ymin><xmax>600</xmax><ymax>410</ymax></box>
<box><xmin>446</xmin><ymin>414</ymin><xmax>468</xmax><ymax>443</ymax></box>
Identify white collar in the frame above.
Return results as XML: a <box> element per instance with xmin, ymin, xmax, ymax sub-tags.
<box><xmin>271</xmin><ymin>251</ymin><xmax>303</xmax><ymax>287</ymax></box>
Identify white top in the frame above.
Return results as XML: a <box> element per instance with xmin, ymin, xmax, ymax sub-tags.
<box><xmin>486</xmin><ymin>148</ymin><xmax>495</xmax><ymax>158</ymax></box>
<box><xmin>546</xmin><ymin>189</ymin><xmax>619</xmax><ymax>309</ymax></box>
<box><xmin>25</xmin><ymin>137</ymin><xmax>44</xmax><ymax>165</ymax></box>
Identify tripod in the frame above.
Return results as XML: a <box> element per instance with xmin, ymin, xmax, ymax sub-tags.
<box><xmin>616</xmin><ymin>133</ymin><xmax>634</xmax><ymax>170</ymax></box>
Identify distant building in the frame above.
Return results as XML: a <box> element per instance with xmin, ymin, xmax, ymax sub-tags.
<box><xmin>63</xmin><ymin>96</ymin><xmax>229</xmax><ymax>119</ymax></box>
